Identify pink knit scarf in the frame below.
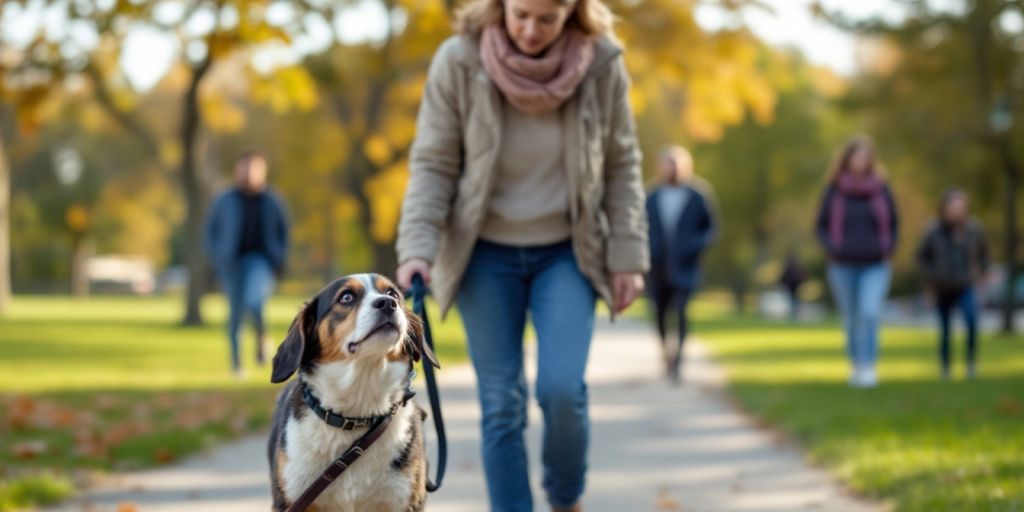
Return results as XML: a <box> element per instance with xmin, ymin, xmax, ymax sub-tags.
<box><xmin>479</xmin><ymin>23</ymin><xmax>595</xmax><ymax>114</ymax></box>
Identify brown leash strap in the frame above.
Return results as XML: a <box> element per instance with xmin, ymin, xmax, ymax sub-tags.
<box><xmin>284</xmin><ymin>414</ymin><xmax>394</xmax><ymax>512</ymax></box>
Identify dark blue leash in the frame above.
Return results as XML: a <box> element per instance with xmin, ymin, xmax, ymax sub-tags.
<box><xmin>410</xmin><ymin>274</ymin><xmax>447</xmax><ymax>492</ymax></box>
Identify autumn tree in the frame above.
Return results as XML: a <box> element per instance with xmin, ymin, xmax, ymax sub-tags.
<box><xmin>297</xmin><ymin>0</ymin><xmax>451</xmax><ymax>276</ymax></box>
<box><xmin>0</xmin><ymin>10</ymin><xmax>70</xmax><ymax>311</ymax></box>
<box><xmin>57</xmin><ymin>0</ymin><xmax>325</xmax><ymax>324</ymax></box>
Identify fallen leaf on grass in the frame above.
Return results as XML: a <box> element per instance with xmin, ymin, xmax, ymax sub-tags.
<box><xmin>154</xmin><ymin>448</ymin><xmax>175</xmax><ymax>464</ymax></box>
<box><xmin>11</xmin><ymin>440</ymin><xmax>48</xmax><ymax>459</ymax></box>
<box><xmin>7</xmin><ymin>395</ymin><xmax>38</xmax><ymax>429</ymax></box>
<box><xmin>93</xmin><ymin>393</ymin><xmax>120</xmax><ymax>410</ymax></box>
<box><xmin>655</xmin><ymin>488</ymin><xmax>683</xmax><ymax>511</ymax></box>
<box><xmin>997</xmin><ymin>395</ymin><xmax>1023</xmax><ymax>416</ymax></box>
<box><xmin>74</xmin><ymin>428</ymin><xmax>107</xmax><ymax>458</ymax></box>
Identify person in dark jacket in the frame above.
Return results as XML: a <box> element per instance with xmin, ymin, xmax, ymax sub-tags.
<box><xmin>917</xmin><ymin>188</ymin><xmax>989</xmax><ymax>380</ymax></box>
<box><xmin>646</xmin><ymin>146</ymin><xmax>717</xmax><ymax>384</ymax></box>
<box><xmin>204</xmin><ymin>151</ymin><xmax>290</xmax><ymax>378</ymax></box>
<box><xmin>778</xmin><ymin>251</ymin><xmax>808</xmax><ymax>322</ymax></box>
<box><xmin>816</xmin><ymin>135</ymin><xmax>898</xmax><ymax>388</ymax></box>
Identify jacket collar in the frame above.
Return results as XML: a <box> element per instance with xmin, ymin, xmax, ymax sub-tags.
<box><xmin>453</xmin><ymin>32</ymin><xmax>623</xmax><ymax>79</ymax></box>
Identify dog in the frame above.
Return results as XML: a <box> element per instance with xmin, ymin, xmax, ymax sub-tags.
<box><xmin>267</xmin><ymin>273</ymin><xmax>439</xmax><ymax>512</ymax></box>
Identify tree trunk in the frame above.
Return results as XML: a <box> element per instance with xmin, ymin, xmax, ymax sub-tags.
<box><xmin>966</xmin><ymin>0</ymin><xmax>1018</xmax><ymax>333</ymax></box>
<box><xmin>999</xmin><ymin>139</ymin><xmax>1020</xmax><ymax>333</ymax></box>
<box><xmin>70</xmin><ymin>234</ymin><xmax>92</xmax><ymax>297</ymax></box>
<box><xmin>0</xmin><ymin>132</ymin><xmax>11</xmax><ymax>314</ymax></box>
<box><xmin>730</xmin><ymin>262</ymin><xmax>747</xmax><ymax>314</ymax></box>
<box><xmin>180</xmin><ymin>57</ymin><xmax>214</xmax><ymax>326</ymax></box>
<box><xmin>349</xmin><ymin>180</ymin><xmax>398</xmax><ymax>276</ymax></box>
<box><xmin>372</xmin><ymin>240</ymin><xmax>398</xmax><ymax>277</ymax></box>
<box><xmin>322</xmin><ymin>198</ymin><xmax>337</xmax><ymax>282</ymax></box>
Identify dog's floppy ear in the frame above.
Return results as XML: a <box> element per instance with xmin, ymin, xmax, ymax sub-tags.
<box><xmin>271</xmin><ymin>297</ymin><xmax>318</xmax><ymax>383</ymax></box>
<box><xmin>405</xmin><ymin>307</ymin><xmax>440</xmax><ymax>369</ymax></box>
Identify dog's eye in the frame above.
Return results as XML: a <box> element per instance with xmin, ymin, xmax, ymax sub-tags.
<box><xmin>386</xmin><ymin>288</ymin><xmax>400</xmax><ymax>299</ymax></box>
<box><xmin>339</xmin><ymin>291</ymin><xmax>355</xmax><ymax>304</ymax></box>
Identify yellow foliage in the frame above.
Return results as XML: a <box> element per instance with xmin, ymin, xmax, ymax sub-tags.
<box><xmin>250</xmin><ymin>65</ymin><xmax>318</xmax><ymax>114</ymax></box>
<box><xmin>364</xmin><ymin>161</ymin><xmax>410</xmax><ymax>243</ymax></box>
<box><xmin>336</xmin><ymin>195</ymin><xmax>361</xmax><ymax>223</ymax></box>
<box><xmin>741</xmin><ymin>77</ymin><xmax>778</xmax><ymax>125</ymax></box>
<box><xmin>809</xmin><ymin>67</ymin><xmax>847</xmax><ymax>98</ymax></box>
<box><xmin>381</xmin><ymin>114</ymin><xmax>418</xmax><ymax>150</ymax></box>
<box><xmin>97</xmin><ymin>177</ymin><xmax>182</xmax><ymax>267</ymax></box>
<box><xmin>201</xmin><ymin>92</ymin><xmax>247</xmax><ymax>133</ymax></box>
<box><xmin>629</xmin><ymin>87</ymin><xmax>648</xmax><ymax>115</ymax></box>
<box><xmin>14</xmin><ymin>85</ymin><xmax>55</xmax><ymax>133</ymax></box>
<box><xmin>159</xmin><ymin>142</ymin><xmax>182</xmax><ymax>169</ymax></box>
<box><xmin>684</xmin><ymin>105</ymin><xmax>724</xmax><ymax>142</ymax></box>
<box><xmin>78</xmin><ymin>103</ymin><xmax>113</xmax><ymax>133</ymax></box>
<box><xmin>615</xmin><ymin>0</ymin><xmax>785</xmax><ymax>141</ymax></box>
<box><xmin>363</xmin><ymin>135</ymin><xmax>393</xmax><ymax>168</ymax></box>
<box><xmin>65</xmin><ymin>205</ymin><xmax>90</xmax><ymax>233</ymax></box>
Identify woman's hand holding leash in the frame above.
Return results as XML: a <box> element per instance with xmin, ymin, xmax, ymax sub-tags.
<box><xmin>398</xmin><ymin>259</ymin><xmax>432</xmax><ymax>290</ymax></box>
<box><xmin>612</xmin><ymin>272</ymin><xmax>645</xmax><ymax>314</ymax></box>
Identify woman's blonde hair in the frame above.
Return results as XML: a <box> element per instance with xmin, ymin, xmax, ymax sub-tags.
<box><xmin>455</xmin><ymin>0</ymin><xmax>616</xmax><ymax>39</ymax></box>
<box><xmin>825</xmin><ymin>134</ymin><xmax>888</xmax><ymax>183</ymax></box>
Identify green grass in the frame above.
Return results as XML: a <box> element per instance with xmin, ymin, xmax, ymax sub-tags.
<box><xmin>0</xmin><ymin>294</ymin><xmax>467</xmax><ymax>511</ymax></box>
<box><xmin>694</xmin><ymin>312</ymin><xmax>1024</xmax><ymax>512</ymax></box>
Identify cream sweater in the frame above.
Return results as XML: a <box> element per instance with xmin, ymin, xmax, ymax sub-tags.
<box><xmin>479</xmin><ymin>104</ymin><xmax>571</xmax><ymax>246</ymax></box>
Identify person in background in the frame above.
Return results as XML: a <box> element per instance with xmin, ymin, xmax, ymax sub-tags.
<box><xmin>204</xmin><ymin>151</ymin><xmax>290</xmax><ymax>379</ymax></box>
<box><xmin>779</xmin><ymin>251</ymin><xmax>808</xmax><ymax>322</ymax></box>
<box><xmin>815</xmin><ymin>135</ymin><xmax>899</xmax><ymax>388</ymax></box>
<box><xmin>394</xmin><ymin>0</ymin><xmax>649</xmax><ymax>509</ymax></box>
<box><xmin>646</xmin><ymin>146</ymin><xmax>717</xmax><ymax>384</ymax></box>
<box><xmin>916</xmin><ymin>188</ymin><xmax>989</xmax><ymax>380</ymax></box>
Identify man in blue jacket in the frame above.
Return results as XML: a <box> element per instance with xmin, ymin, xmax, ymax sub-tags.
<box><xmin>646</xmin><ymin>146</ymin><xmax>717</xmax><ymax>384</ymax></box>
<box><xmin>204</xmin><ymin>151</ymin><xmax>290</xmax><ymax>378</ymax></box>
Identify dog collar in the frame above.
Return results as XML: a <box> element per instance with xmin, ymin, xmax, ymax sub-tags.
<box><xmin>300</xmin><ymin>370</ymin><xmax>417</xmax><ymax>430</ymax></box>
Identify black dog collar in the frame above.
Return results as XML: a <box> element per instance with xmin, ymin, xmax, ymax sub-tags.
<box><xmin>301</xmin><ymin>369</ymin><xmax>417</xmax><ymax>430</ymax></box>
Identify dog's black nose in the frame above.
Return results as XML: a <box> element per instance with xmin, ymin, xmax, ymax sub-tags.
<box><xmin>373</xmin><ymin>296</ymin><xmax>398</xmax><ymax>313</ymax></box>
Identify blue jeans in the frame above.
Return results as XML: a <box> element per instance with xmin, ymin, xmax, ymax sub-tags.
<box><xmin>456</xmin><ymin>240</ymin><xmax>597</xmax><ymax>511</ymax></box>
<box><xmin>937</xmin><ymin>287</ymin><xmax>978</xmax><ymax>372</ymax></box>
<box><xmin>827</xmin><ymin>262</ymin><xmax>891</xmax><ymax>371</ymax></box>
<box><xmin>221</xmin><ymin>253</ymin><xmax>276</xmax><ymax>371</ymax></box>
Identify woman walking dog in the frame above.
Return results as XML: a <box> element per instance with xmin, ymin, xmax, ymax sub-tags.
<box><xmin>396</xmin><ymin>0</ymin><xmax>649</xmax><ymax>509</ymax></box>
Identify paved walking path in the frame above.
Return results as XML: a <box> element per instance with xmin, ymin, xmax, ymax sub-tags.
<box><xmin>51</xmin><ymin>321</ymin><xmax>883</xmax><ymax>512</ymax></box>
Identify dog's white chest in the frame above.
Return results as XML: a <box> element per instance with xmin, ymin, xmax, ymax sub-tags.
<box><xmin>282</xmin><ymin>411</ymin><xmax>413</xmax><ymax>511</ymax></box>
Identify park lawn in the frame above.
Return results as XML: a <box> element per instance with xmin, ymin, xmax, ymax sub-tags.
<box><xmin>695</xmin><ymin>313</ymin><xmax>1024</xmax><ymax>512</ymax></box>
<box><xmin>0</xmin><ymin>294</ymin><xmax>467</xmax><ymax>511</ymax></box>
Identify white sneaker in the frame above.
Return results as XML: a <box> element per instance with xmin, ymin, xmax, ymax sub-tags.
<box><xmin>861</xmin><ymin>367</ymin><xmax>878</xmax><ymax>388</ymax></box>
<box><xmin>849</xmin><ymin>366</ymin><xmax>865</xmax><ymax>387</ymax></box>
<box><xmin>849</xmin><ymin>366</ymin><xmax>878</xmax><ymax>388</ymax></box>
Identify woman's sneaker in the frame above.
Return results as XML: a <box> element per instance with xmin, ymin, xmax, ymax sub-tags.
<box><xmin>849</xmin><ymin>367</ymin><xmax>878</xmax><ymax>388</ymax></box>
<box><xmin>861</xmin><ymin>367</ymin><xmax>878</xmax><ymax>387</ymax></box>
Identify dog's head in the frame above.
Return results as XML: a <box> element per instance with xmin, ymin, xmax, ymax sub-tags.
<box><xmin>271</xmin><ymin>273</ymin><xmax>439</xmax><ymax>383</ymax></box>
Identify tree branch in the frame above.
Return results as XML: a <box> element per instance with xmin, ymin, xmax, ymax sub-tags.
<box><xmin>84</xmin><ymin>62</ymin><xmax>165</xmax><ymax>170</ymax></box>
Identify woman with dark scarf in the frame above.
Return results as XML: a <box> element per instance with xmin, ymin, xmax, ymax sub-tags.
<box><xmin>917</xmin><ymin>189</ymin><xmax>990</xmax><ymax>380</ymax></box>
<box><xmin>816</xmin><ymin>136</ymin><xmax>899</xmax><ymax>388</ymax></box>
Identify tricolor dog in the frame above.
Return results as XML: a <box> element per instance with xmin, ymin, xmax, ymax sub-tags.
<box><xmin>268</xmin><ymin>274</ymin><xmax>439</xmax><ymax>512</ymax></box>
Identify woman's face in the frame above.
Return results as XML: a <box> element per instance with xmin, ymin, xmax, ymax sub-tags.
<box><xmin>504</xmin><ymin>0</ymin><xmax>573</xmax><ymax>57</ymax></box>
<box><xmin>847</xmin><ymin>144</ymin><xmax>874</xmax><ymax>176</ymax></box>
<box><xmin>660</xmin><ymin>152</ymin><xmax>693</xmax><ymax>184</ymax></box>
